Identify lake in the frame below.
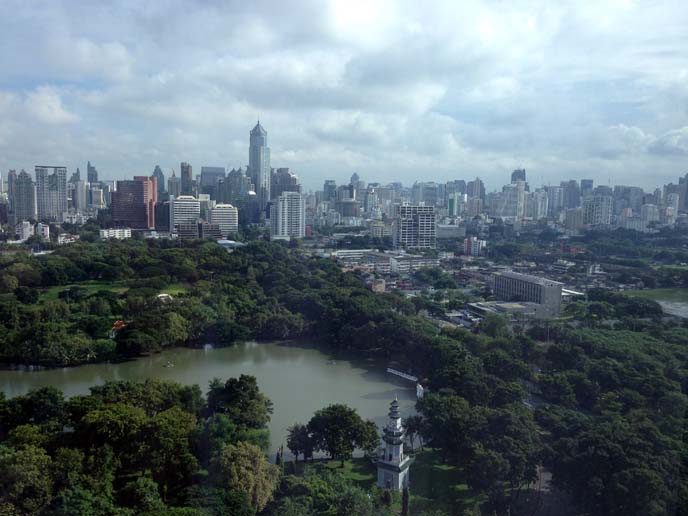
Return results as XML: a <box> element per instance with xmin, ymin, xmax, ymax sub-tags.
<box><xmin>0</xmin><ymin>341</ymin><xmax>416</xmax><ymax>454</ymax></box>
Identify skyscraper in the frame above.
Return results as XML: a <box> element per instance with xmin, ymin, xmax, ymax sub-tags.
<box><xmin>152</xmin><ymin>165</ymin><xmax>166</xmax><ymax>195</ymax></box>
<box><xmin>270</xmin><ymin>191</ymin><xmax>305</xmax><ymax>240</ymax></box>
<box><xmin>511</xmin><ymin>168</ymin><xmax>526</xmax><ymax>183</ymax></box>
<box><xmin>270</xmin><ymin>168</ymin><xmax>301</xmax><ymax>200</ymax></box>
<box><xmin>249</xmin><ymin>121</ymin><xmax>270</xmax><ymax>215</ymax></box>
<box><xmin>12</xmin><ymin>170</ymin><xmax>37</xmax><ymax>223</ymax></box>
<box><xmin>111</xmin><ymin>176</ymin><xmax>156</xmax><ymax>229</ymax></box>
<box><xmin>170</xmin><ymin>196</ymin><xmax>201</xmax><ymax>233</ymax></box>
<box><xmin>35</xmin><ymin>166</ymin><xmax>68</xmax><ymax>221</ymax></box>
<box><xmin>87</xmin><ymin>161</ymin><xmax>98</xmax><ymax>183</ymax></box>
<box><xmin>467</xmin><ymin>177</ymin><xmax>485</xmax><ymax>202</ymax></box>
<box><xmin>168</xmin><ymin>171</ymin><xmax>182</xmax><ymax>198</ymax></box>
<box><xmin>180</xmin><ymin>162</ymin><xmax>193</xmax><ymax>196</ymax></box>
<box><xmin>323</xmin><ymin>180</ymin><xmax>337</xmax><ymax>203</ymax></box>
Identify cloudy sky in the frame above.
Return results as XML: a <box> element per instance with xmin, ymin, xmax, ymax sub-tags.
<box><xmin>0</xmin><ymin>0</ymin><xmax>686</xmax><ymax>191</ymax></box>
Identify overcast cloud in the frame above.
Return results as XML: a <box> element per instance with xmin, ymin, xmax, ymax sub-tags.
<box><xmin>0</xmin><ymin>0</ymin><xmax>686</xmax><ymax>191</ymax></box>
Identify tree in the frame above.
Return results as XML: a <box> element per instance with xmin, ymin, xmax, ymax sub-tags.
<box><xmin>0</xmin><ymin>444</ymin><xmax>53</xmax><ymax>515</ymax></box>
<box><xmin>308</xmin><ymin>404</ymin><xmax>369</xmax><ymax>466</ymax></box>
<box><xmin>286</xmin><ymin>423</ymin><xmax>312</xmax><ymax>462</ymax></box>
<box><xmin>210</xmin><ymin>441</ymin><xmax>280</xmax><ymax>512</ymax></box>
<box><xmin>358</xmin><ymin>420</ymin><xmax>380</xmax><ymax>458</ymax></box>
<box><xmin>403</xmin><ymin>415</ymin><xmax>424</xmax><ymax>451</ymax></box>
<box><xmin>144</xmin><ymin>407</ymin><xmax>198</xmax><ymax>497</ymax></box>
<box><xmin>207</xmin><ymin>375</ymin><xmax>273</xmax><ymax>429</ymax></box>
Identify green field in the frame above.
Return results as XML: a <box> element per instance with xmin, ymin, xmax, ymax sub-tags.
<box><xmin>626</xmin><ymin>288</ymin><xmax>688</xmax><ymax>303</ymax></box>
<box><xmin>39</xmin><ymin>281</ymin><xmax>187</xmax><ymax>301</ymax></box>
<box><xmin>409</xmin><ymin>448</ymin><xmax>481</xmax><ymax>514</ymax></box>
<box><xmin>284</xmin><ymin>450</ymin><xmax>480</xmax><ymax>513</ymax></box>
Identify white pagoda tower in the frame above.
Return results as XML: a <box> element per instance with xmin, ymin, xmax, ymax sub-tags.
<box><xmin>377</xmin><ymin>397</ymin><xmax>412</xmax><ymax>490</ymax></box>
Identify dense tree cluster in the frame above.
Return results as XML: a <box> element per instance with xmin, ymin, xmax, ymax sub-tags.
<box><xmin>0</xmin><ymin>375</ymin><xmax>277</xmax><ymax>515</ymax></box>
<box><xmin>1</xmin><ymin>239</ymin><xmax>686</xmax><ymax>515</ymax></box>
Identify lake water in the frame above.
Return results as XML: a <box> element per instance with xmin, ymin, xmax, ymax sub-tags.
<box><xmin>0</xmin><ymin>341</ymin><xmax>416</xmax><ymax>454</ymax></box>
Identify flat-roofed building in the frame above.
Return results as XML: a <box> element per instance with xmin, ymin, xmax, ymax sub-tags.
<box><xmin>493</xmin><ymin>270</ymin><xmax>563</xmax><ymax>318</ymax></box>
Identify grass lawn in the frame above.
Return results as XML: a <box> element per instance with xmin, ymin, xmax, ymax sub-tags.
<box><xmin>40</xmin><ymin>280</ymin><xmax>129</xmax><ymax>301</ymax></box>
<box><xmin>39</xmin><ymin>280</ymin><xmax>188</xmax><ymax>301</ymax></box>
<box><xmin>626</xmin><ymin>288</ymin><xmax>688</xmax><ymax>303</ymax></box>
<box><xmin>285</xmin><ymin>457</ymin><xmax>377</xmax><ymax>491</ymax></box>
<box><xmin>410</xmin><ymin>448</ymin><xmax>481</xmax><ymax>514</ymax></box>
<box><xmin>284</xmin><ymin>451</ymin><xmax>480</xmax><ymax>513</ymax></box>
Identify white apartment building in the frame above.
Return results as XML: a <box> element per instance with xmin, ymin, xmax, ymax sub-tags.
<box><xmin>169</xmin><ymin>195</ymin><xmax>201</xmax><ymax>233</ymax></box>
<box><xmin>270</xmin><ymin>191</ymin><xmax>305</xmax><ymax>240</ymax></box>
<box><xmin>99</xmin><ymin>228</ymin><xmax>132</xmax><ymax>239</ymax></box>
<box><xmin>208</xmin><ymin>204</ymin><xmax>239</xmax><ymax>238</ymax></box>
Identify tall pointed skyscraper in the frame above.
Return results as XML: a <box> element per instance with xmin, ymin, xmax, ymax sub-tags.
<box><xmin>249</xmin><ymin>121</ymin><xmax>270</xmax><ymax>217</ymax></box>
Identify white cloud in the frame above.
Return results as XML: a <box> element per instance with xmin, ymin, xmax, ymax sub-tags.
<box><xmin>25</xmin><ymin>87</ymin><xmax>79</xmax><ymax>125</ymax></box>
<box><xmin>0</xmin><ymin>0</ymin><xmax>687</xmax><ymax>189</ymax></box>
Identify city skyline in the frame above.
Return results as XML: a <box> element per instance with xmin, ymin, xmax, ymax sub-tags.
<box><xmin>0</xmin><ymin>1</ymin><xmax>687</xmax><ymax>190</ymax></box>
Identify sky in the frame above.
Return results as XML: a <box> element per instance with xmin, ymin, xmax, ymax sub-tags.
<box><xmin>0</xmin><ymin>0</ymin><xmax>687</xmax><ymax>192</ymax></box>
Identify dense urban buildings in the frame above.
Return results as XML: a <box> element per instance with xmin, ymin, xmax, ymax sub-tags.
<box><xmin>207</xmin><ymin>203</ymin><xmax>239</xmax><ymax>238</ymax></box>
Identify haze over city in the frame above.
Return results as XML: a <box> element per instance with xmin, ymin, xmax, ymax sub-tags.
<box><xmin>0</xmin><ymin>0</ymin><xmax>687</xmax><ymax>190</ymax></box>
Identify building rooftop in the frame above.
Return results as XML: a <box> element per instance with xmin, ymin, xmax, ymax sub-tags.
<box><xmin>494</xmin><ymin>270</ymin><xmax>564</xmax><ymax>286</ymax></box>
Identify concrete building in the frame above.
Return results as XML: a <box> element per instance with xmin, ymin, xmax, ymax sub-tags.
<box><xmin>393</xmin><ymin>203</ymin><xmax>436</xmax><ymax>249</ymax></box>
<box><xmin>493</xmin><ymin>271</ymin><xmax>563</xmax><ymax>318</ymax></box>
<box><xmin>270</xmin><ymin>191</ymin><xmax>305</xmax><ymax>240</ymax></box>
<box><xmin>170</xmin><ymin>196</ymin><xmax>201</xmax><ymax>233</ymax></box>
<box><xmin>100</xmin><ymin>228</ymin><xmax>132</xmax><ymax>239</ymax></box>
<box><xmin>377</xmin><ymin>398</ymin><xmax>411</xmax><ymax>491</ymax></box>
<box><xmin>463</xmin><ymin>236</ymin><xmax>486</xmax><ymax>256</ymax></box>
<box><xmin>15</xmin><ymin>220</ymin><xmax>34</xmax><ymax>241</ymax></box>
<box><xmin>11</xmin><ymin>170</ymin><xmax>36</xmax><ymax>223</ymax></box>
<box><xmin>35</xmin><ymin>166</ymin><xmax>68</xmax><ymax>221</ymax></box>
<box><xmin>207</xmin><ymin>204</ymin><xmax>239</xmax><ymax>238</ymax></box>
<box><xmin>36</xmin><ymin>222</ymin><xmax>50</xmax><ymax>240</ymax></box>
<box><xmin>583</xmin><ymin>195</ymin><xmax>613</xmax><ymax>226</ymax></box>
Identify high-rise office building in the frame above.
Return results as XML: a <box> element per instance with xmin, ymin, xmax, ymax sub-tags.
<box><xmin>208</xmin><ymin>204</ymin><xmax>239</xmax><ymax>238</ymax></box>
<box><xmin>7</xmin><ymin>170</ymin><xmax>17</xmax><ymax>213</ymax></box>
<box><xmin>180</xmin><ymin>162</ymin><xmax>194</xmax><ymax>196</ymax></box>
<box><xmin>87</xmin><ymin>161</ymin><xmax>98</xmax><ymax>183</ymax></box>
<box><xmin>323</xmin><ymin>180</ymin><xmax>337</xmax><ymax>203</ymax></box>
<box><xmin>511</xmin><ymin>168</ymin><xmax>526</xmax><ymax>183</ymax></box>
<box><xmin>561</xmin><ymin>180</ymin><xmax>581</xmax><ymax>209</ymax></box>
<box><xmin>170</xmin><ymin>196</ymin><xmax>201</xmax><ymax>232</ymax></box>
<box><xmin>583</xmin><ymin>195</ymin><xmax>613</xmax><ymax>226</ymax></box>
<box><xmin>270</xmin><ymin>191</ymin><xmax>305</xmax><ymax>240</ymax></box>
<box><xmin>200</xmin><ymin>167</ymin><xmax>226</xmax><ymax>195</ymax></box>
<box><xmin>168</xmin><ymin>171</ymin><xmax>182</xmax><ymax>198</ymax></box>
<box><xmin>581</xmin><ymin>179</ymin><xmax>594</xmax><ymax>198</ymax></box>
<box><xmin>152</xmin><ymin>165</ymin><xmax>166</xmax><ymax>195</ymax></box>
<box><xmin>271</xmin><ymin>168</ymin><xmax>301</xmax><ymax>200</ymax></box>
<box><xmin>72</xmin><ymin>180</ymin><xmax>88</xmax><ymax>211</ymax></box>
<box><xmin>393</xmin><ymin>203</ymin><xmax>436</xmax><ymax>249</ymax></box>
<box><xmin>12</xmin><ymin>170</ymin><xmax>37</xmax><ymax>223</ymax></box>
<box><xmin>248</xmin><ymin>121</ymin><xmax>271</xmax><ymax>215</ymax></box>
<box><xmin>35</xmin><ymin>166</ymin><xmax>68</xmax><ymax>221</ymax></box>
<box><xmin>467</xmin><ymin>177</ymin><xmax>485</xmax><ymax>202</ymax></box>
<box><xmin>111</xmin><ymin>176</ymin><xmax>156</xmax><ymax>229</ymax></box>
